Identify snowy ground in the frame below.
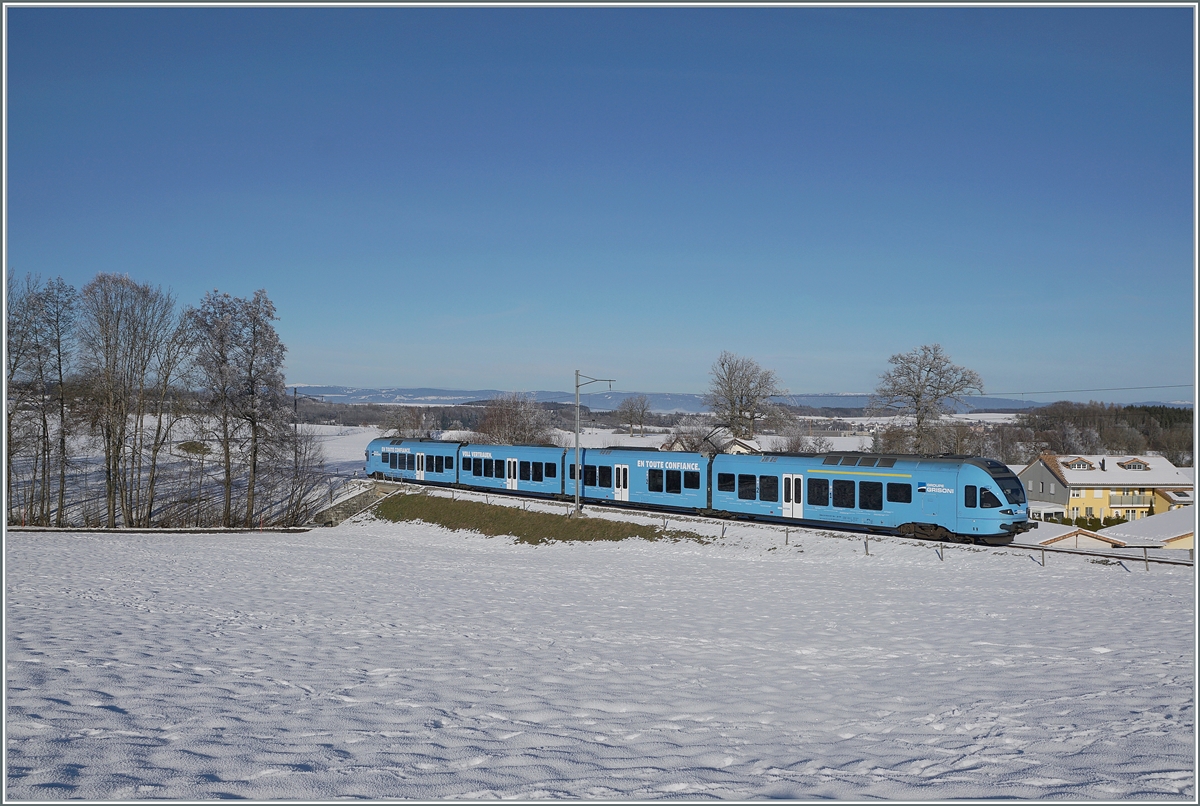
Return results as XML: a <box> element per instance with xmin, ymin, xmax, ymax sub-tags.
<box><xmin>5</xmin><ymin>501</ymin><xmax>1194</xmax><ymax>800</ymax></box>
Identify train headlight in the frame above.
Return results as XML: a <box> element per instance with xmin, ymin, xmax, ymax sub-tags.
<box><xmin>1000</xmin><ymin>508</ymin><xmax>1014</xmax><ymax>515</ymax></box>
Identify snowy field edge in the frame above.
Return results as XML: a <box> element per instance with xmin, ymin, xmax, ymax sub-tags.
<box><xmin>5</xmin><ymin>514</ymin><xmax>1194</xmax><ymax>800</ymax></box>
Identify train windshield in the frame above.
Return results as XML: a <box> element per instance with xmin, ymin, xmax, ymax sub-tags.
<box><xmin>992</xmin><ymin>475</ymin><xmax>1026</xmax><ymax>505</ymax></box>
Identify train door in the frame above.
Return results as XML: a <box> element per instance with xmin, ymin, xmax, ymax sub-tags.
<box><xmin>507</xmin><ymin>458</ymin><xmax>518</xmax><ymax>491</ymax></box>
<box><xmin>782</xmin><ymin>474</ymin><xmax>803</xmax><ymax>519</ymax></box>
<box><xmin>614</xmin><ymin>465</ymin><xmax>629</xmax><ymax>501</ymax></box>
<box><xmin>416</xmin><ymin>453</ymin><xmax>425</xmax><ymax>481</ymax></box>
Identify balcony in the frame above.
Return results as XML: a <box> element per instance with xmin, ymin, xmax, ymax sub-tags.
<box><xmin>1109</xmin><ymin>494</ymin><xmax>1153</xmax><ymax>507</ymax></box>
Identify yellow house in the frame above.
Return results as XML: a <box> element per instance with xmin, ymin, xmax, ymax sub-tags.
<box><xmin>1019</xmin><ymin>454</ymin><xmax>1194</xmax><ymax>522</ymax></box>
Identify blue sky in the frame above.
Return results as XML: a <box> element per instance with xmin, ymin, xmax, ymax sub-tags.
<box><xmin>6</xmin><ymin>6</ymin><xmax>1195</xmax><ymax>404</ymax></box>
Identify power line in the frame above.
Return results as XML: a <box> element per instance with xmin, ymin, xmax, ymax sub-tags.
<box><xmin>965</xmin><ymin>384</ymin><xmax>1193</xmax><ymax>397</ymax></box>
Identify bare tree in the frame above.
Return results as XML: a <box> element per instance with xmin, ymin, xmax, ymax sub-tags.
<box><xmin>477</xmin><ymin>393</ymin><xmax>553</xmax><ymax>445</ymax></box>
<box><xmin>6</xmin><ymin>274</ymin><xmax>43</xmax><ymax>523</ymax></box>
<box><xmin>780</xmin><ymin>423</ymin><xmax>833</xmax><ymax>453</ymax></box>
<box><xmin>236</xmin><ymin>290</ymin><xmax>287</xmax><ymax>527</ymax></box>
<box><xmin>191</xmin><ymin>291</ymin><xmax>244</xmax><ymax>527</ymax></box>
<box><xmin>703</xmin><ymin>351</ymin><xmax>784</xmax><ymax>439</ymax></box>
<box><xmin>384</xmin><ymin>406</ymin><xmax>430</xmax><ymax>438</ymax></box>
<box><xmin>662</xmin><ymin>414</ymin><xmax>724</xmax><ymax>456</ymax></box>
<box><xmin>869</xmin><ymin>344</ymin><xmax>983</xmax><ymax>454</ymax></box>
<box><xmin>616</xmin><ymin>395</ymin><xmax>651</xmax><ymax>436</ymax></box>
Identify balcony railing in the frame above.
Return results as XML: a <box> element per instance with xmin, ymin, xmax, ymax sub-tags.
<box><xmin>1109</xmin><ymin>494</ymin><xmax>1153</xmax><ymax>507</ymax></box>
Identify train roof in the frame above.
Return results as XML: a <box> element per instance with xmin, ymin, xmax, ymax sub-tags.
<box><xmin>760</xmin><ymin>451</ymin><xmax>1018</xmax><ymax>475</ymax></box>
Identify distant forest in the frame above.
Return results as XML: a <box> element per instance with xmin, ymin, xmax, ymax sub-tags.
<box><xmin>291</xmin><ymin>397</ymin><xmax>1192</xmax><ymax>468</ymax></box>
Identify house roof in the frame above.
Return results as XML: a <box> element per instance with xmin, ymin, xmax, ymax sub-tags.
<box><xmin>1022</xmin><ymin>454</ymin><xmax>1192</xmax><ymax>489</ymax></box>
<box><xmin>1039</xmin><ymin>528</ymin><xmax>1127</xmax><ymax>548</ymax></box>
<box><xmin>1097</xmin><ymin>506</ymin><xmax>1196</xmax><ymax>544</ymax></box>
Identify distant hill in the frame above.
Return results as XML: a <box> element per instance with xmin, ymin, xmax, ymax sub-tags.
<box><xmin>289</xmin><ymin>386</ymin><xmax>1048</xmax><ymax>414</ymax></box>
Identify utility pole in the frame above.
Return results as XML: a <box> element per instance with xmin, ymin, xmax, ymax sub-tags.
<box><xmin>574</xmin><ymin>369</ymin><xmax>614</xmax><ymax>516</ymax></box>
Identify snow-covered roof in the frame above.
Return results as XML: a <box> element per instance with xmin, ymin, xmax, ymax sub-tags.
<box><xmin>1027</xmin><ymin>454</ymin><xmax>1193</xmax><ymax>488</ymax></box>
<box><xmin>1097</xmin><ymin>506</ymin><xmax>1196</xmax><ymax>544</ymax></box>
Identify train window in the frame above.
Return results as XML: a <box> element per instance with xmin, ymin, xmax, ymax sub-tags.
<box><xmin>497</xmin><ymin>461</ymin><xmax>506</xmax><ymax>479</ymax></box>
<box><xmin>877</xmin><ymin>458</ymin><xmax>896</xmax><ymax>468</ymax></box>
<box><xmin>832</xmin><ymin>479</ymin><xmax>855</xmax><ymax>508</ymax></box>
<box><xmin>980</xmin><ymin>488</ymin><xmax>1002</xmax><ymax>508</ymax></box>
<box><xmin>784</xmin><ymin>480</ymin><xmax>791</xmax><ymax>503</ymax></box>
<box><xmin>738</xmin><ymin>474</ymin><xmax>757</xmax><ymax>500</ymax></box>
<box><xmin>964</xmin><ymin>485</ymin><xmax>977</xmax><ymax>508</ymax></box>
<box><xmin>823</xmin><ymin>456</ymin><xmax>841</xmax><ymax>465</ymax></box>
<box><xmin>569</xmin><ymin>464</ymin><xmax>576</xmax><ymax>480</ymax></box>
<box><xmin>858</xmin><ymin>458</ymin><xmax>878</xmax><ymax>467</ymax></box>
<box><xmin>684</xmin><ymin>471</ymin><xmax>700</xmax><ymax>489</ymax></box>
<box><xmin>519</xmin><ymin>461</ymin><xmax>531</xmax><ymax>481</ymax></box>
<box><xmin>472</xmin><ymin>458</ymin><xmax>483</xmax><ymax>476</ymax></box>
<box><xmin>859</xmin><ymin>481</ymin><xmax>883</xmax><ymax>511</ymax></box>
<box><xmin>388</xmin><ymin>453</ymin><xmax>396</xmax><ymax>469</ymax></box>
<box><xmin>532</xmin><ymin>462</ymin><xmax>543</xmax><ymax>482</ymax></box>
<box><xmin>794</xmin><ymin>478</ymin><xmax>802</xmax><ymax>503</ymax></box>
<box><xmin>808</xmin><ymin>477</ymin><xmax>829</xmax><ymax>506</ymax></box>
<box><xmin>544</xmin><ymin>462</ymin><xmax>556</xmax><ymax>479</ymax></box>
<box><xmin>484</xmin><ymin>459</ymin><xmax>494</xmax><ymax>477</ymax></box>
<box><xmin>648</xmin><ymin>468</ymin><xmax>664</xmax><ymax>492</ymax></box>
<box><xmin>993</xmin><ymin>476</ymin><xmax>1025</xmax><ymax>505</ymax></box>
<box><xmin>666</xmin><ymin>470</ymin><xmax>682</xmax><ymax>494</ymax></box>
<box><xmin>717</xmin><ymin>473</ymin><xmax>735</xmax><ymax>492</ymax></box>
<box><xmin>584</xmin><ymin>465</ymin><xmax>597</xmax><ymax>487</ymax></box>
<box><xmin>887</xmin><ymin>483</ymin><xmax>912</xmax><ymax>503</ymax></box>
<box><xmin>840</xmin><ymin>457</ymin><xmax>859</xmax><ymax>466</ymax></box>
<box><xmin>599</xmin><ymin>466</ymin><xmax>613</xmax><ymax>488</ymax></box>
<box><xmin>759</xmin><ymin>476</ymin><xmax>779</xmax><ymax>502</ymax></box>
<box><xmin>435</xmin><ymin>455</ymin><xmax>444</xmax><ymax>474</ymax></box>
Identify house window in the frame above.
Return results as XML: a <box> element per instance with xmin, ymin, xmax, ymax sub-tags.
<box><xmin>1094</xmin><ymin>488</ymin><xmax>1103</xmax><ymax>498</ymax></box>
<box><xmin>1071</xmin><ymin>488</ymin><xmax>1081</xmax><ymax>498</ymax></box>
<box><xmin>1049</xmin><ymin>483</ymin><xmax>1055</xmax><ymax>495</ymax></box>
<box><xmin>1085</xmin><ymin>507</ymin><xmax>1093</xmax><ymax>518</ymax></box>
<box><xmin>1039</xmin><ymin>481</ymin><xmax>1044</xmax><ymax>494</ymax></box>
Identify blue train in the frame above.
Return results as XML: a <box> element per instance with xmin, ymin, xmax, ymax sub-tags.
<box><xmin>364</xmin><ymin>438</ymin><xmax>1032</xmax><ymax>545</ymax></box>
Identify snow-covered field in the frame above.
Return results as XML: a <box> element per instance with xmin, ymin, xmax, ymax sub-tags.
<box><xmin>6</xmin><ymin>504</ymin><xmax>1194</xmax><ymax>800</ymax></box>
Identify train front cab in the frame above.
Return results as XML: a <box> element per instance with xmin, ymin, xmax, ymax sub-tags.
<box><xmin>458</xmin><ymin>444</ymin><xmax>565</xmax><ymax>496</ymax></box>
<box><xmin>955</xmin><ymin>458</ymin><xmax>1031</xmax><ymax>545</ymax></box>
<box><xmin>566</xmin><ymin>448</ymin><xmax>708</xmax><ymax>511</ymax></box>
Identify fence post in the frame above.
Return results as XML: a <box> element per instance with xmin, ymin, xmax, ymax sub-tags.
<box><xmin>785</xmin><ymin>529</ymin><xmax>789</xmax><ymax>546</ymax></box>
<box><xmin>1144</xmin><ymin>546</ymin><xmax>1149</xmax><ymax>572</ymax></box>
<box><xmin>1041</xmin><ymin>547</ymin><xmax>1045</xmax><ymax>567</ymax></box>
<box><xmin>864</xmin><ymin>538</ymin><xmax>869</xmax><ymax>556</ymax></box>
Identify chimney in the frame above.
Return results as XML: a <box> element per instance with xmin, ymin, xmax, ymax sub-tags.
<box><xmin>1100</xmin><ymin>459</ymin><xmax>1106</xmax><ymax>471</ymax></box>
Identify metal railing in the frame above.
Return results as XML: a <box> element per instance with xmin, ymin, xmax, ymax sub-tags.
<box><xmin>1109</xmin><ymin>494</ymin><xmax>1153</xmax><ymax>506</ymax></box>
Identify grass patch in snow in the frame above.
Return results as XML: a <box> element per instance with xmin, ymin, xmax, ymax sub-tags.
<box><xmin>375</xmin><ymin>492</ymin><xmax>708</xmax><ymax>545</ymax></box>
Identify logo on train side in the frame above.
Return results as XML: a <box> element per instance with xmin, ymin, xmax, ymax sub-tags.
<box><xmin>918</xmin><ymin>481</ymin><xmax>954</xmax><ymax>494</ymax></box>
<box><xmin>635</xmin><ymin>459</ymin><xmax>700</xmax><ymax>471</ymax></box>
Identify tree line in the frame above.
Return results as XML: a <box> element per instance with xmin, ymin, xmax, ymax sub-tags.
<box><xmin>6</xmin><ymin>272</ymin><xmax>328</xmax><ymax>528</ymax></box>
